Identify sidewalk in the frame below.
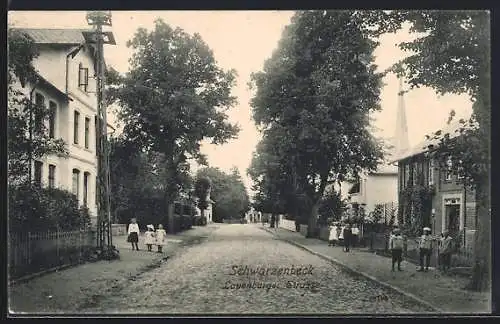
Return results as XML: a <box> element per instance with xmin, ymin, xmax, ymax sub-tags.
<box><xmin>9</xmin><ymin>225</ymin><xmax>218</xmax><ymax>314</ymax></box>
<box><xmin>262</xmin><ymin>226</ymin><xmax>490</xmax><ymax>314</ymax></box>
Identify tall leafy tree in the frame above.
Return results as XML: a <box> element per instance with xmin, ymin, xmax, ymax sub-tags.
<box><xmin>106</xmin><ymin>19</ymin><xmax>240</xmax><ymax>227</ymax></box>
<box><xmin>7</xmin><ymin>28</ymin><xmax>68</xmax><ymax>184</ymax></box>
<box><xmin>368</xmin><ymin>10</ymin><xmax>490</xmax><ymax>291</ymax></box>
<box><xmin>250</xmin><ymin>10</ymin><xmax>384</xmax><ymax>237</ymax></box>
<box><xmin>194</xmin><ymin>175</ymin><xmax>212</xmax><ymax>220</ymax></box>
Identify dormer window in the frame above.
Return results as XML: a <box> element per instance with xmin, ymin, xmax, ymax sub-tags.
<box><xmin>78</xmin><ymin>63</ymin><xmax>89</xmax><ymax>92</ymax></box>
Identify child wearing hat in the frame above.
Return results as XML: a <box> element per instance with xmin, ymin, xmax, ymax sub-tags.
<box><xmin>144</xmin><ymin>225</ymin><xmax>156</xmax><ymax>252</ymax></box>
<box><xmin>127</xmin><ymin>218</ymin><xmax>140</xmax><ymax>251</ymax></box>
<box><xmin>417</xmin><ymin>227</ymin><xmax>434</xmax><ymax>272</ymax></box>
<box><xmin>389</xmin><ymin>228</ymin><xmax>404</xmax><ymax>271</ymax></box>
<box><xmin>439</xmin><ymin>230</ymin><xmax>454</xmax><ymax>272</ymax></box>
<box><xmin>156</xmin><ymin>224</ymin><xmax>167</xmax><ymax>253</ymax></box>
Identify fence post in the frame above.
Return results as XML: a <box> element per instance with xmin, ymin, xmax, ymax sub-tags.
<box><xmin>56</xmin><ymin>229</ymin><xmax>60</xmax><ymax>266</ymax></box>
<box><xmin>79</xmin><ymin>229</ymin><xmax>83</xmax><ymax>262</ymax></box>
<box><xmin>27</xmin><ymin>232</ymin><xmax>31</xmax><ymax>266</ymax></box>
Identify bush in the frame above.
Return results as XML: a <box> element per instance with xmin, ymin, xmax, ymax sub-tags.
<box><xmin>8</xmin><ymin>183</ymin><xmax>91</xmax><ymax>233</ymax></box>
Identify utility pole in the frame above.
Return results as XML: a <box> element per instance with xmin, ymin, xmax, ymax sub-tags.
<box><xmin>86</xmin><ymin>11</ymin><xmax>113</xmax><ymax>249</ymax></box>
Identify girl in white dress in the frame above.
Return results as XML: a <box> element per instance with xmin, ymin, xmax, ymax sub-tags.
<box><xmin>156</xmin><ymin>224</ymin><xmax>167</xmax><ymax>253</ymax></box>
<box><xmin>328</xmin><ymin>223</ymin><xmax>339</xmax><ymax>246</ymax></box>
<box><xmin>144</xmin><ymin>225</ymin><xmax>156</xmax><ymax>252</ymax></box>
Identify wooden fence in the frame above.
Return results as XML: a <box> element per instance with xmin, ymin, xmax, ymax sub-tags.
<box><xmin>9</xmin><ymin>229</ymin><xmax>96</xmax><ymax>280</ymax></box>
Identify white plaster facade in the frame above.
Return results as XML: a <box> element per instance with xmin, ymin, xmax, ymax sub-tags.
<box><xmin>12</xmin><ymin>28</ymin><xmax>116</xmax><ymax>223</ymax></box>
<box><xmin>339</xmin><ymin>164</ymin><xmax>399</xmax><ymax>216</ymax></box>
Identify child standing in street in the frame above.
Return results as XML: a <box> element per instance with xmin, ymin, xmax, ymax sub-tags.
<box><xmin>417</xmin><ymin>227</ymin><xmax>434</xmax><ymax>272</ymax></box>
<box><xmin>328</xmin><ymin>222</ymin><xmax>339</xmax><ymax>247</ymax></box>
<box><xmin>127</xmin><ymin>218</ymin><xmax>140</xmax><ymax>251</ymax></box>
<box><xmin>144</xmin><ymin>225</ymin><xmax>156</xmax><ymax>252</ymax></box>
<box><xmin>343</xmin><ymin>224</ymin><xmax>353</xmax><ymax>252</ymax></box>
<box><xmin>389</xmin><ymin>228</ymin><xmax>404</xmax><ymax>271</ymax></box>
<box><xmin>439</xmin><ymin>230</ymin><xmax>454</xmax><ymax>272</ymax></box>
<box><xmin>156</xmin><ymin>224</ymin><xmax>167</xmax><ymax>253</ymax></box>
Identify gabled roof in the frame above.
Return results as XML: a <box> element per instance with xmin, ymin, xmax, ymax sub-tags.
<box><xmin>12</xmin><ymin>28</ymin><xmax>116</xmax><ymax>45</ymax></box>
<box><xmin>11</xmin><ymin>28</ymin><xmax>115</xmax><ymax>71</ymax></box>
<box><xmin>391</xmin><ymin>119</ymin><xmax>478</xmax><ymax>163</ymax></box>
<box><xmin>13</xmin><ymin>28</ymin><xmax>89</xmax><ymax>45</ymax></box>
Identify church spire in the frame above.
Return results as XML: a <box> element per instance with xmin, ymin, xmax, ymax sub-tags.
<box><xmin>394</xmin><ymin>77</ymin><xmax>410</xmax><ymax>156</ymax></box>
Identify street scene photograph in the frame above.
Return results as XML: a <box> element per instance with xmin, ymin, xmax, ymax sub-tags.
<box><xmin>7</xmin><ymin>10</ymin><xmax>491</xmax><ymax>315</ymax></box>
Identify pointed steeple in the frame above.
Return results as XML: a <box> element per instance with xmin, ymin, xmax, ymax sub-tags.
<box><xmin>394</xmin><ymin>77</ymin><xmax>410</xmax><ymax>156</ymax></box>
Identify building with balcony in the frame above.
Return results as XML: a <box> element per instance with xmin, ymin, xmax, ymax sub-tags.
<box><xmin>11</xmin><ymin>28</ymin><xmax>116</xmax><ymax>222</ymax></box>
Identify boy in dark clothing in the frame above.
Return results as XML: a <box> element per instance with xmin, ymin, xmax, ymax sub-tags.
<box><xmin>417</xmin><ymin>227</ymin><xmax>434</xmax><ymax>272</ymax></box>
<box><xmin>439</xmin><ymin>230</ymin><xmax>454</xmax><ymax>272</ymax></box>
<box><xmin>389</xmin><ymin>228</ymin><xmax>404</xmax><ymax>271</ymax></box>
<box><xmin>343</xmin><ymin>224</ymin><xmax>352</xmax><ymax>252</ymax></box>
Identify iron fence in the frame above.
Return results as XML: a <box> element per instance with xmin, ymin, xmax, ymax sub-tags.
<box><xmin>8</xmin><ymin>229</ymin><xmax>96</xmax><ymax>280</ymax></box>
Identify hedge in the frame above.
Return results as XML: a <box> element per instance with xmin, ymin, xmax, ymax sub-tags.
<box><xmin>8</xmin><ymin>183</ymin><xmax>91</xmax><ymax>233</ymax></box>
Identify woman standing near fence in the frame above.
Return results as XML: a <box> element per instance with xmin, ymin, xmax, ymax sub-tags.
<box><xmin>127</xmin><ymin>218</ymin><xmax>140</xmax><ymax>251</ymax></box>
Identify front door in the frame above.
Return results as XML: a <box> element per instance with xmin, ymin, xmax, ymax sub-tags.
<box><xmin>445</xmin><ymin>204</ymin><xmax>460</xmax><ymax>236</ymax></box>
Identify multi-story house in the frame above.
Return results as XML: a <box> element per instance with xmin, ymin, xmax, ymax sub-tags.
<box><xmin>12</xmin><ymin>28</ymin><xmax>116</xmax><ymax>222</ymax></box>
<box><xmin>340</xmin><ymin>162</ymin><xmax>399</xmax><ymax>222</ymax></box>
<box><xmin>392</xmin><ymin>120</ymin><xmax>477</xmax><ymax>246</ymax></box>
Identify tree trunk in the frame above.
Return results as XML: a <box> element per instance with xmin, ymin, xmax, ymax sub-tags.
<box><xmin>306</xmin><ymin>202</ymin><xmax>320</xmax><ymax>238</ymax></box>
<box><xmin>467</xmin><ymin>175</ymin><xmax>491</xmax><ymax>292</ymax></box>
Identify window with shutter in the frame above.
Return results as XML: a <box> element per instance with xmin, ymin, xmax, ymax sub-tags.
<box><xmin>78</xmin><ymin>63</ymin><xmax>89</xmax><ymax>92</ymax></box>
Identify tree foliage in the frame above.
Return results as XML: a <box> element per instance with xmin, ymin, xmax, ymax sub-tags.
<box><xmin>317</xmin><ymin>187</ymin><xmax>345</xmax><ymax>225</ymax></box>
<box><xmin>194</xmin><ymin>176</ymin><xmax>212</xmax><ymax>212</ymax></box>
<box><xmin>109</xmin><ymin>136</ymin><xmax>193</xmax><ymax>226</ymax></box>
<box><xmin>7</xmin><ymin>28</ymin><xmax>68</xmax><ymax>184</ymax></box>
<box><xmin>196</xmin><ymin>167</ymin><xmax>250</xmax><ymax>221</ymax></box>
<box><xmin>249</xmin><ymin>11</ymin><xmax>385</xmax><ymax>236</ymax></box>
<box><xmin>371</xmin><ymin>10</ymin><xmax>490</xmax><ymax>291</ymax></box>
<box><xmin>106</xmin><ymin>19</ymin><xmax>240</xmax><ymax>206</ymax></box>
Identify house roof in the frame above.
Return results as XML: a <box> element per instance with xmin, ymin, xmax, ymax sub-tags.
<box><xmin>13</xmin><ymin>28</ymin><xmax>116</xmax><ymax>45</ymax></box>
<box><xmin>34</xmin><ymin>72</ymin><xmax>73</xmax><ymax>102</ymax></box>
<box><xmin>12</xmin><ymin>28</ymin><xmax>115</xmax><ymax>71</ymax></box>
<box><xmin>390</xmin><ymin>119</ymin><xmax>478</xmax><ymax>163</ymax></box>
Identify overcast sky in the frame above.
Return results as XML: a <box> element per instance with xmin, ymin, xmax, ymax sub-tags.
<box><xmin>9</xmin><ymin>11</ymin><xmax>473</xmax><ymax>193</ymax></box>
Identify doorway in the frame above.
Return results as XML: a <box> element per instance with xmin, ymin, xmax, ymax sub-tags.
<box><xmin>445</xmin><ymin>204</ymin><xmax>460</xmax><ymax>236</ymax></box>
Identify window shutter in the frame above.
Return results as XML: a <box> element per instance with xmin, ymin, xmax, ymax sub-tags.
<box><xmin>78</xmin><ymin>63</ymin><xmax>83</xmax><ymax>87</ymax></box>
<box><xmin>84</xmin><ymin>68</ymin><xmax>89</xmax><ymax>91</ymax></box>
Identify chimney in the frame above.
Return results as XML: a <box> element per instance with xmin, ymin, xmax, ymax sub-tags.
<box><xmin>394</xmin><ymin>77</ymin><xmax>410</xmax><ymax>157</ymax></box>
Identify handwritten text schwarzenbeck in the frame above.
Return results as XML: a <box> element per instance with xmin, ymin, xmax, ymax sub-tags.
<box><xmin>229</xmin><ymin>265</ymin><xmax>314</xmax><ymax>276</ymax></box>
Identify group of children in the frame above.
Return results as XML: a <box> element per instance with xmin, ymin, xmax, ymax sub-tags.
<box><xmin>389</xmin><ymin>226</ymin><xmax>455</xmax><ymax>272</ymax></box>
<box><xmin>328</xmin><ymin>222</ymin><xmax>360</xmax><ymax>252</ymax></box>
<box><xmin>127</xmin><ymin>218</ymin><xmax>168</xmax><ymax>253</ymax></box>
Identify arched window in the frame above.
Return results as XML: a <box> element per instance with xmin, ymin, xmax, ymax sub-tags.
<box><xmin>72</xmin><ymin>168</ymin><xmax>80</xmax><ymax>200</ymax></box>
<box><xmin>83</xmin><ymin>172</ymin><xmax>90</xmax><ymax>206</ymax></box>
